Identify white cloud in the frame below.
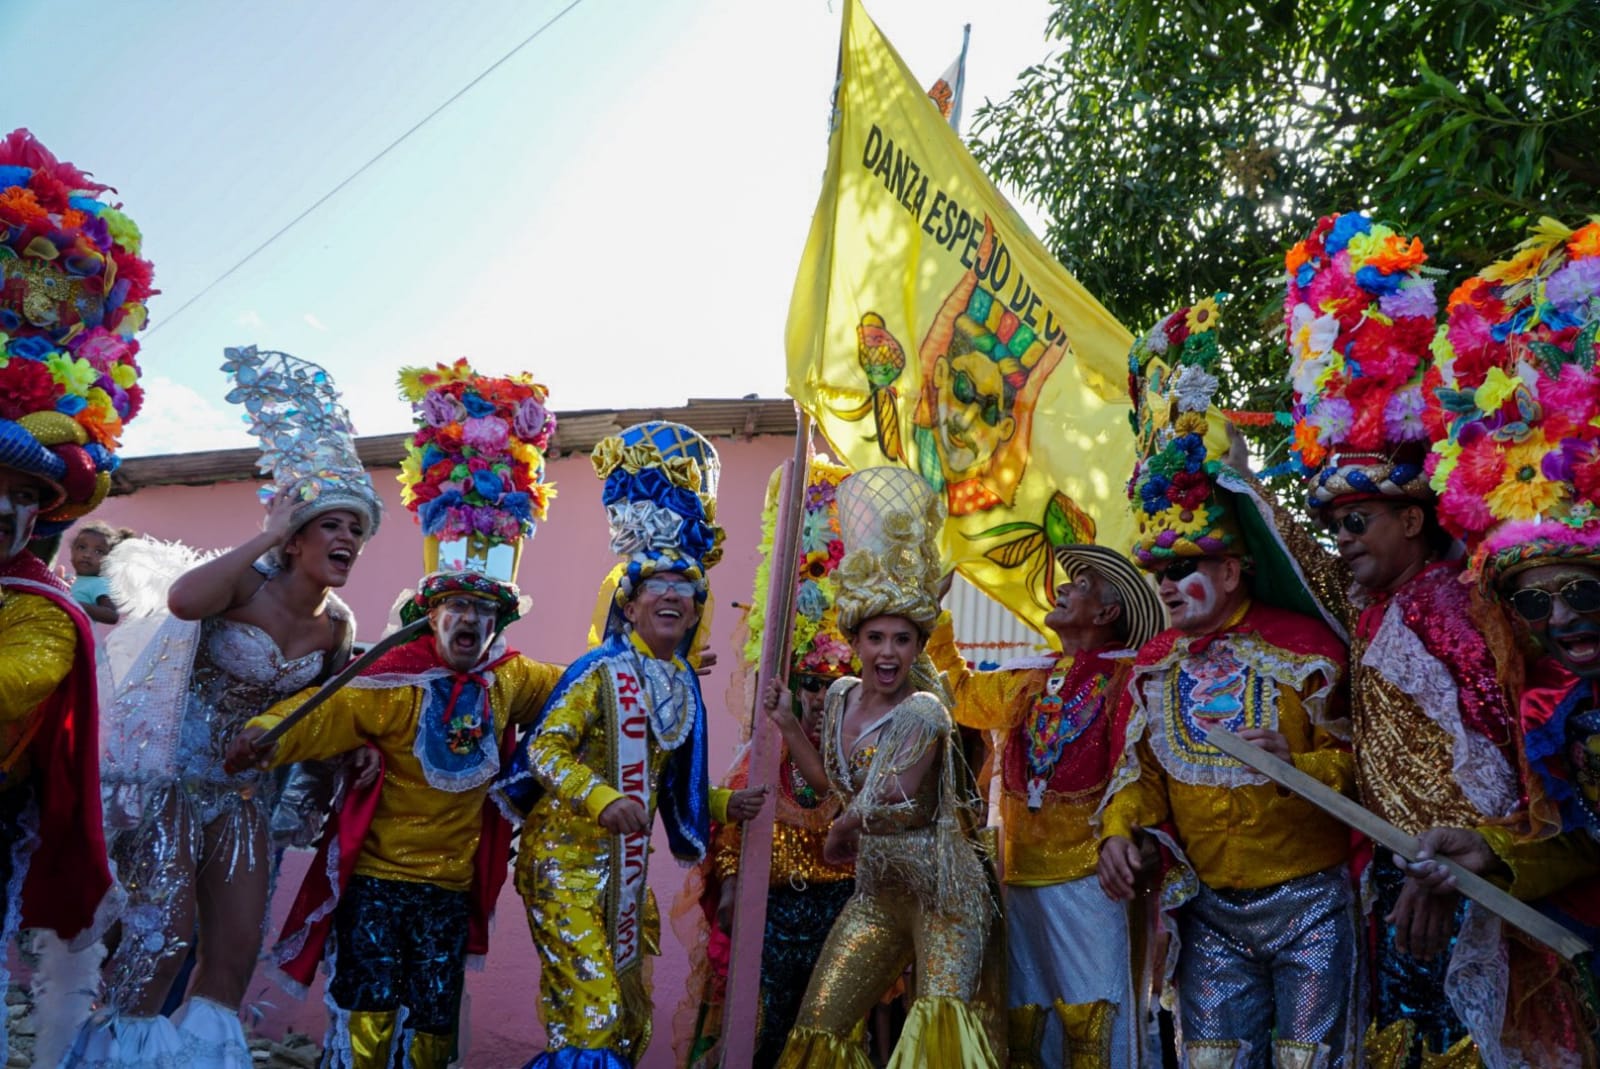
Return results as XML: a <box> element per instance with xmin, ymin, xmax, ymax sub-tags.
<box><xmin>303</xmin><ymin>312</ymin><xmax>329</xmax><ymax>332</ymax></box>
<box><xmin>236</xmin><ymin>309</ymin><xmax>265</xmax><ymax>329</ymax></box>
<box><xmin>119</xmin><ymin>376</ymin><xmax>255</xmax><ymax>457</ymax></box>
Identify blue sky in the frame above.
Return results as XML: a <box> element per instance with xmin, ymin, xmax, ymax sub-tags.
<box><xmin>2</xmin><ymin>0</ymin><xmax>1055</xmax><ymax>456</ymax></box>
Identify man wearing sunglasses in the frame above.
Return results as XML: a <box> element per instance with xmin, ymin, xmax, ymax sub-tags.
<box><xmin>495</xmin><ymin>425</ymin><xmax>768</xmax><ymax>1069</ymax></box>
<box><xmin>926</xmin><ymin>544</ymin><xmax>1164</xmax><ymax>1067</ymax></box>
<box><xmin>1106</xmin><ymin>299</ymin><xmax>1359</xmax><ymax>1067</ymax></box>
<box><xmin>1259</xmin><ymin>472</ymin><xmax>1526</xmax><ymax>1051</ymax></box>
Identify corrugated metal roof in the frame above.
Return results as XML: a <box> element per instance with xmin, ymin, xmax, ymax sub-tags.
<box><xmin>946</xmin><ymin>573</ymin><xmax>1052</xmax><ymax>665</ymax></box>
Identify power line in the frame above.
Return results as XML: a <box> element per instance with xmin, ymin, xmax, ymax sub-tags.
<box><xmin>148</xmin><ymin>0</ymin><xmax>588</xmax><ymax>336</ymax></box>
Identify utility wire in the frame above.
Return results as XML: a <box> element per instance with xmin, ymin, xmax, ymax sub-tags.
<box><xmin>148</xmin><ymin>0</ymin><xmax>588</xmax><ymax>336</ymax></box>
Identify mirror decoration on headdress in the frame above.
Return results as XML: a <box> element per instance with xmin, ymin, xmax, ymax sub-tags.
<box><xmin>397</xmin><ymin>358</ymin><xmax>556</xmax><ymax>586</ymax></box>
<box><xmin>223</xmin><ymin>346</ymin><xmax>382</xmax><ymax>540</ymax></box>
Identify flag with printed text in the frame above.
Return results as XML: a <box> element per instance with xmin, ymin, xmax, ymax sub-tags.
<box><xmin>786</xmin><ymin>0</ymin><xmax>1136</xmax><ymax>636</ymax></box>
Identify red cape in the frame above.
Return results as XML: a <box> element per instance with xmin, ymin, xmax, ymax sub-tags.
<box><xmin>274</xmin><ymin>634</ymin><xmax>518</xmax><ymax>988</ymax></box>
<box><xmin>0</xmin><ymin>552</ymin><xmax>115</xmax><ymax>943</ymax></box>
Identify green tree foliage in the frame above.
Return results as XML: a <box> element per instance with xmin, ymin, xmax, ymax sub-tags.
<box><xmin>972</xmin><ymin>0</ymin><xmax>1600</xmax><ymax>464</ymax></box>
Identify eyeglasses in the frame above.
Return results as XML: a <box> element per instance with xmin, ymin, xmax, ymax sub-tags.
<box><xmin>640</xmin><ymin>576</ymin><xmax>697</xmax><ymax>599</ymax></box>
<box><xmin>793</xmin><ymin>675</ymin><xmax>828</xmax><ymax>693</ymax></box>
<box><xmin>436</xmin><ymin>596</ymin><xmax>497</xmax><ymax>618</ymax></box>
<box><xmin>1324</xmin><ymin>506</ymin><xmax>1398</xmax><ymax>537</ymax></box>
<box><xmin>1157</xmin><ymin>559</ymin><xmax>1201</xmax><ymax>582</ymax></box>
<box><xmin>1508</xmin><ymin>578</ymin><xmax>1600</xmax><ymax>623</ymax></box>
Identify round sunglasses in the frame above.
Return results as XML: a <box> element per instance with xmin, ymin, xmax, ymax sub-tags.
<box><xmin>1509</xmin><ymin>578</ymin><xmax>1600</xmax><ymax>623</ymax></box>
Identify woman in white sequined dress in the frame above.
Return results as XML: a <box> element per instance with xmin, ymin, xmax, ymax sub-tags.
<box><xmin>67</xmin><ymin>485</ymin><xmax>379</xmax><ymax>1068</ymax></box>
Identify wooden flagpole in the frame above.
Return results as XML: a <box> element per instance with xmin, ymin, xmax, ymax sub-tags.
<box><xmin>717</xmin><ymin>408</ymin><xmax>813</xmax><ymax>1068</ymax></box>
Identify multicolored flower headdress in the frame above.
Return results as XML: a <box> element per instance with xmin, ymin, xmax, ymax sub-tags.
<box><xmin>833</xmin><ymin>465</ymin><xmax>945</xmax><ymax>636</ymax></box>
<box><xmin>593</xmin><ymin>420</ymin><xmax>723</xmax><ymax>612</ymax></box>
<box><xmin>1426</xmin><ymin>216</ymin><xmax>1600</xmax><ymax>586</ymax></box>
<box><xmin>1285</xmin><ymin>211</ymin><xmax>1439</xmax><ymax>507</ymax></box>
<box><xmin>744</xmin><ymin>456</ymin><xmax>855</xmax><ymax>682</ymax></box>
<box><xmin>0</xmin><ymin>129</ymin><xmax>154</xmax><ymax>536</ymax></box>
<box><xmin>397</xmin><ymin>358</ymin><xmax>556</xmax><ymax>588</ymax></box>
<box><xmin>1126</xmin><ymin>297</ymin><xmax>1240</xmax><ymax>567</ymax></box>
<box><xmin>224</xmin><ymin>347</ymin><xmax>382</xmax><ymax>551</ymax></box>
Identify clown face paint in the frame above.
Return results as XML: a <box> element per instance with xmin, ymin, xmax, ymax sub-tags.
<box><xmin>0</xmin><ymin>470</ymin><xmax>45</xmax><ymax>565</ymax></box>
<box><xmin>1159</xmin><ymin>559</ymin><xmax>1239</xmax><ymax>635</ymax></box>
<box><xmin>429</xmin><ymin>594</ymin><xmax>498</xmax><ymax>671</ymax></box>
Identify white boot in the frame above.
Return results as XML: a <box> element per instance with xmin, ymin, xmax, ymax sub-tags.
<box><xmin>28</xmin><ymin>932</ymin><xmax>105</xmax><ymax>1069</ymax></box>
<box><xmin>59</xmin><ymin>1011</ymin><xmax>184</xmax><ymax>1069</ymax></box>
<box><xmin>172</xmin><ymin>996</ymin><xmax>253</xmax><ymax>1069</ymax></box>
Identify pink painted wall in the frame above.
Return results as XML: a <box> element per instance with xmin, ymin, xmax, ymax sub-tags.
<box><xmin>81</xmin><ymin>432</ymin><xmax>794</xmax><ymax>1067</ymax></box>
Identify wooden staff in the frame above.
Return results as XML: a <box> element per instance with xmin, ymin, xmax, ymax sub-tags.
<box><xmin>256</xmin><ymin>617</ymin><xmax>430</xmax><ymax>747</ymax></box>
<box><xmin>1207</xmin><ymin>728</ymin><xmax>1593</xmax><ymax>962</ymax></box>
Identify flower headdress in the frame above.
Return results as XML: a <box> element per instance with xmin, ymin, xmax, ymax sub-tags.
<box><xmin>744</xmin><ymin>457</ymin><xmax>855</xmax><ymax>681</ymax></box>
<box><xmin>223</xmin><ymin>347</ymin><xmax>382</xmax><ymax>552</ymax></box>
<box><xmin>593</xmin><ymin>420</ymin><xmax>723</xmax><ymax>610</ymax></box>
<box><xmin>1126</xmin><ymin>297</ymin><xmax>1241</xmax><ymax>567</ymax></box>
<box><xmin>833</xmin><ymin>466</ymin><xmax>945</xmax><ymax>636</ymax></box>
<box><xmin>1426</xmin><ymin>216</ymin><xmax>1600</xmax><ymax>586</ymax></box>
<box><xmin>0</xmin><ymin>129</ymin><xmax>154</xmax><ymax>535</ymax></box>
<box><xmin>1285</xmin><ymin>211</ymin><xmax>1438</xmax><ymax>507</ymax></box>
<box><xmin>397</xmin><ymin>358</ymin><xmax>556</xmax><ymax>587</ymax></box>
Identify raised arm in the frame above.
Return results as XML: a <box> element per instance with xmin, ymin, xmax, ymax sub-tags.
<box><xmin>167</xmin><ymin>494</ymin><xmax>294</xmax><ymax>620</ymax></box>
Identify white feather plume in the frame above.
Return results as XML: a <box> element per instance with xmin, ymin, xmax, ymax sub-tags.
<box><xmin>102</xmin><ymin>538</ymin><xmax>217</xmax><ymax>619</ymax></box>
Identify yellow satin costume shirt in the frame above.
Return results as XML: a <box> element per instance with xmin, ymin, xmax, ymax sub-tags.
<box><xmin>250</xmin><ymin>655</ymin><xmax>562</xmax><ymax>892</ymax></box>
<box><xmin>0</xmin><ymin>590</ymin><xmax>77</xmax><ymax>785</ymax></box>
<box><xmin>1100</xmin><ymin>605</ymin><xmax>1354</xmax><ymax>890</ymax></box>
<box><xmin>928</xmin><ymin>618</ymin><xmax>1131</xmax><ymax>886</ymax></box>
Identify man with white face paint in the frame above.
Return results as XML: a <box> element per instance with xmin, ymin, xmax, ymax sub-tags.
<box><xmin>0</xmin><ymin>463</ymin><xmax>119</xmax><ymax>1054</ymax></box>
<box><xmin>1097</xmin><ymin>300</ymin><xmax>1358</xmax><ymax>1069</ymax></box>
<box><xmin>0</xmin><ymin>128</ymin><xmax>155</xmax><ymax>1063</ymax></box>
<box><xmin>226</xmin><ymin>361</ymin><xmax>572</xmax><ymax>1068</ymax></box>
<box><xmin>227</xmin><ymin>571</ymin><xmax>566</xmax><ymax>1068</ymax></box>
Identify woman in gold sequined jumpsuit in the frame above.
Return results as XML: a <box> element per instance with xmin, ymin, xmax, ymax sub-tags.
<box><xmin>774</xmin><ymin>466</ymin><xmax>998</xmax><ymax>1069</ymax></box>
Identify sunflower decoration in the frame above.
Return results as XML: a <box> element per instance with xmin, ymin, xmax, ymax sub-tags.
<box><xmin>1125</xmin><ymin>296</ymin><xmax>1240</xmax><ymax>567</ymax></box>
<box><xmin>1425</xmin><ymin>216</ymin><xmax>1600</xmax><ymax>585</ymax></box>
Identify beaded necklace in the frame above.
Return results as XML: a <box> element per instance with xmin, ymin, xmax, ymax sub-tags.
<box><xmin>1023</xmin><ymin>655</ymin><xmax>1109</xmax><ymax>810</ymax></box>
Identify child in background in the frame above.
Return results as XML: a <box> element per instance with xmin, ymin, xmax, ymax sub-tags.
<box><xmin>69</xmin><ymin>521</ymin><xmax>136</xmax><ymax>624</ymax></box>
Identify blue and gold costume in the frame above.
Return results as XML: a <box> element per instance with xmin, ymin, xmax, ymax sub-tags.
<box><xmin>496</xmin><ymin>420</ymin><xmax>727</xmax><ymax>1069</ymax></box>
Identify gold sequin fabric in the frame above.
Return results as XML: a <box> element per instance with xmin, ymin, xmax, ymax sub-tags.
<box><xmin>0</xmin><ymin>590</ymin><xmax>76</xmax><ymax>784</ymax></box>
<box><xmin>1353</xmin><ymin>656</ymin><xmax>1497</xmax><ymax>835</ymax></box>
<box><xmin>254</xmin><ymin>655</ymin><xmax>562</xmax><ymax>892</ymax></box>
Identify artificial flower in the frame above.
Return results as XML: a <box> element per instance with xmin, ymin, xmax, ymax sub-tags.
<box><xmin>1485</xmin><ymin>436</ymin><xmax>1564</xmax><ymax>521</ymax></box>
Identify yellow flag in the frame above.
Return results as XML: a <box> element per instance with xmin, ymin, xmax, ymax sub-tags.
<box><xmin>786</xmin><ymin>0</ymin><xmax>1136</xmax><ymax>637</ymax></box>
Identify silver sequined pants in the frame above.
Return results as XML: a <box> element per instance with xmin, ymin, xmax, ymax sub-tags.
<box><xmin>1176</xmin><ymin>864</ymin><xmax>1357</xmax><ymax>1069</ymax></box>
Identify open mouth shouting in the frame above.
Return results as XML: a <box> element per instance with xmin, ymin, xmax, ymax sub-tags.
<box><xmin>1548</xmin><ymin>624</ymin><xmax>1600</xmax><ymax>672</ymax></box>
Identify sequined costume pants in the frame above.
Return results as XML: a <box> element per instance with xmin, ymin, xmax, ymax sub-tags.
<box><xmin>754</xmin><ymin>880</ymin><xmax>856</xmax><ymax>1069</ymax></box>
<box><xmin>1006</xmin><ymin>876</ymin><xmax>1137</xmax><ymax>1067</ymax></box>
<box><xmin>329</xmin><ymin>875</ymin><xmax>469</xmax><ymax>1036</ymax></box>
<box><xmin>1370</xmin><ymin>849</ymin><xmax>1470</xmax><ymax>1066</ymax></box>
<box><xmin>790</xmin><ymin>881</ymin><xmax>988</xmax><ymax>1034</ymax></box>
<box><xmin>1176</xmin><ymin>865</ymin><xmax>1357</xmax><ymax>1069</ymax></box>
<box><xmin>520</xmin><ymin>831</ymin><xmax>652</xmax><ymax>1062</ymax></box>
<box><xmin>104</xmin><ymin>782</ymin><xmax>272</xmax><ymax>1015</ymax></box>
